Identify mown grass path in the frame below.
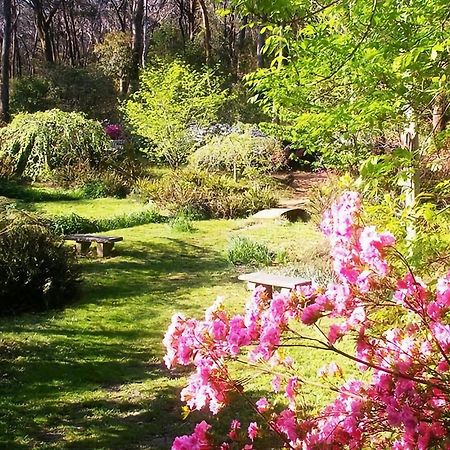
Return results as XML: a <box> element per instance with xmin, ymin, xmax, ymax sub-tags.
<box><xmin>0</xmin><ymin>220</ymin><xmax>248</xmax><ymax>449</ymax></box>
<box><xmin>0</xmin><ymin>209</ymin><xmax>350</xmax><ymax>449</ymax></box>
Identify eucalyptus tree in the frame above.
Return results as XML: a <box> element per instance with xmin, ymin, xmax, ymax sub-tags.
<box><xmin>0</xmin><ymin>0</ymin><xmax>11</xmax><ymax>121</ymax></box>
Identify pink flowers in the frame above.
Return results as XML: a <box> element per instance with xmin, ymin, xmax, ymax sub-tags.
<box><xmin>172</xmin><ymin>421</ymin><xmax>211</xmax><ymax>450</ymax></box>
<box><xmin>165</xmin><ymin>191</ymin><xmax>450</xmax><ymax>450</ymax></box>
<box><xmin>104</xmin><ymin>123</ymin><xmax>123</xmax><ymax>140</ymax></box>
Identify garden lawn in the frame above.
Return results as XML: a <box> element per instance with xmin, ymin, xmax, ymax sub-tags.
<box><xmin>34</xmin><ymin>198</ymin><xmax>148</xmax><ymax>219</ymax></box>
<box><xmin>0</xmin><ymin>200</ymin><xmax>357</xmax><ymax>449</ymax></box>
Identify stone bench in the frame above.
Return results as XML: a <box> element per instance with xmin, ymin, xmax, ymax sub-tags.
<box><xmin>64</xmin><ymin>234</ymin><xmax>123</xmax><ymax>257</ymax></box>
<box><xmin>238</xmin><ymin>271</ymin><xmax>311</xmax><ymax>298</ymax></box>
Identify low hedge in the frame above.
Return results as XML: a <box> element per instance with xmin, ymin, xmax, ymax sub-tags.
<box><xmin>48</xmin><ymin>208</ymin><xmax>167</xmax><ymax>235</ymax></box>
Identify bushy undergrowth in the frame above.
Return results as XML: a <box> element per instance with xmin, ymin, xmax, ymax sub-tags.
<box><xmin>48</xmin><ymin>208</ymin><xmax>167</xmax><ymax>235</ymax></box>
<box><xmin>133</xmin><ymin>169</ymin><xmax>278</xmax><ymax>219</ymax></box>
<box><xmin>226</xmin><ymin>235</ymin><xmax>276</xmax><ymax>266</ymax></box>
<box><xmin>0</xmin><ymin>209</ymin><xmax>81</xmax><ymax>314</ymax></box>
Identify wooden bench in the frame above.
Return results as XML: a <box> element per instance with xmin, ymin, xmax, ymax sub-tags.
<box><xmin>64</xmin><ymin>234</ymin><xmax>123</xmax><ymax>257</ymax></box>
<box><xmin>238</xmin><ymin>271</ymin><xmax>311</xmax><ymax>298</ymax></box>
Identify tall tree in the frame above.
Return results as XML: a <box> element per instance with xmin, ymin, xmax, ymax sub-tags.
<box><xmin>130</xmin><ymin>0</ymin><xmax>143</xmax><ymax>90</ymax></box>
<box><xmin>1</xmin><ymin>0</ymin><xmax>12</xmax><ymax>122</ymax></box>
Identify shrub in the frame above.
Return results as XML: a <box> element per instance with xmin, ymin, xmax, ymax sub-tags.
<box><xmin>164</xmin><ymin>192</ymin><xmax>450</xmax><ymax>449</ymax></box>
<box><xmin>123</xmin><ymin>60</ymin><xmax>227</xmax><ymax>166</ymax></box>
<box><xmin>137</xmin><ymin>169</ymin><xmax>278</xmax><ymax>219</ymax></box>
<box><xmin>94</xmin><ymin>32</ymin><xmax>133</xmax><ymax>93</ymax></box>
<box><xmin>189</xmin><ymin>131</ymin><xmax>288</xmax><ymax>177</ymax></box>
<box><xmin>0</xmin><ymin>209</ymin><xmax>80</xmax><ymax>314</ymax></box>
<box><xmin>47</xmin><ymin>208</ymin><xmax>167</xmax><ymax>235</ymax></box>
<box><xmin>80</xmin><ymin>173</ymin><xmax>128</xmax><ymax>199</ymax></box>
<box><xmin>226</xmin><ymin>236</ymin><xmax>275</xmax><ymax>266</ymax></box>
<box><xmin>49</xmin><ymin>213</ymin><xmax>98</xmax><ymax>235</ymax></box>
<box><xmin>0</xmin><ymin>109</ymin><xmax>110</xmax><ymax>179</ymax></box>
<box><xmin>11</xmin><ymin>67</ymin><xmax>118</xmax><ymax>120</ymax></box>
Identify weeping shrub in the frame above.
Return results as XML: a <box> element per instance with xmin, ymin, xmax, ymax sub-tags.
<box><xmin>189</xmin><ymin>131</ymin><xmax>288</xmax><ymax>178</ymax></box>
<box><xmin>0</xmin><ymin>109</ymin><xmax>110</xmax><ymax>179</ymax></box>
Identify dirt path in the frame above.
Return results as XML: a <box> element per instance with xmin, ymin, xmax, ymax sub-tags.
<box><xmin>274</xmin><ymin>171</ymin><xmax>329</xmax><ymax>208</ymax></box>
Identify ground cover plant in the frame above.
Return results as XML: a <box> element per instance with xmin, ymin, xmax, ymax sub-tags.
<box><xmin>0</xmin><ymin>196</ymin><xmax>338</xmax><ymax>449</ymax></box>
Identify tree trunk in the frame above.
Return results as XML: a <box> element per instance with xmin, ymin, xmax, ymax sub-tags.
<box><xmin>187</xmin><ymin>0</ymin><xmax>197</xmax><ymax>41</ymax></box>
<box><xmin>198</xmin><ymin>0</ymin><xmax>211</xmax><ymax>64</ymax></box>
<box><xmin>235</xmin><ymin>15</ymin><xmax>247</xmax><ymax>75</ymax></box>
<box><xmin>130</xmin><ymin>0</ymin><xmax>144</xmax><ymax>91</ymax></box>
<box><xmin>432</xmin><ymin>93</ymin><xmax>447</xmax><ymax>133</ymax></box>
<box><xmin>36</xmin><ymin>11</ymin><xmax>54</xmax><ymax>63</ymax></box>
<box><xmin>256</xmin><ymin>25</ymin><xmax>265</xmax><ymax>68</ymax></box>
<box><xmin>1</xmin><ymin>0</ymin><xmax>12</xmax><ymax>123</ymax></box>
<box><xmin>400</xmin><ymin>114</ymin><xmax>419</xmax><ymax>244</ymax></box>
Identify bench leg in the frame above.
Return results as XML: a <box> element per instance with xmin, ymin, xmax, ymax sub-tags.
<box><xmin>97</xmin><ymin>242</ymin><xmax>114</xmax><ymax>257</ymax></box>
<box><xmin>76</xmin><ymin>241</ymin><xmax>91</xmax><ymax>255</ymax></box>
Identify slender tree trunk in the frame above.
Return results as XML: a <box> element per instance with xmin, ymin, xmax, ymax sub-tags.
<box><xmin>400</xmin><ymin>113</ymin><xmax>419</xmax><ymax>244</ymax></box>
<box><xmin>141</xmin><ymin>0</ymin><xmax>148</xmax><ymax>66</ymax></box>
<box><xmin>432</xmin><ymin>93</ymin><xmax>447</xmax><ymax>133</ymax></box>
<box><xmin>235</xmin><ymin>15</ymin><xmax>247</xmax><ymax>75</ymax></box>
<box><xmin>1</xmin><ymin>0</ymin><xmax>12</xmax><ymax>123</ymax></box>
<box><xmin>187</xmin><ymin>0</ymin><xmax>196</xmax><ymax>41</ymax></box>
<box><xmin>198</xmin><ymin>0</ymin><xmax>211</xmax><ymax>63</ymax></box>
<box><xmin>130</xmin><ymin>0</ymin><xmax>144</xmax><ymax>92</ymax></box>
<box><xmin>256</xmin><ymin>25</ymin><xmax>265</xmax><ymax>68</ymax></box>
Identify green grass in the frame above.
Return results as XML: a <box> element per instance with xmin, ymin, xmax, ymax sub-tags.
<box><xmin>34</xmin><ymin>198</ymin><xmax>148</xmax><ymax>219</ymax></box>
<box><xmin>0</xmin><ymin>199</ymin><xmax>357</xmax><ymax>449</ymax></box>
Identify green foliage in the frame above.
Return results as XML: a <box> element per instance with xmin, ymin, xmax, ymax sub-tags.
<box><xmin>10</xmin><ymin>76</ymin><xmax>53</xmax><ymax>113</ymax></box>
<box><xmin>94</xmin><ymin>32</ymin><xmax>133</xmax><ymax>90</ymax></box>
<box><xmin>226</xmin><ymin>235</ymin><xmax>275</xmax><ymax>266</ymax></box>
<box><xmin>169</xmin><ymin>214</ymin><xmax>197</xmax><ymax>233</ymax></box>
<box><xmin>49</xmin><ymin>213</ymin><xmax>98</xmax><ymax>235</ymax></box>
<box><xmin>0</xmin><ymin>208</ymin><xmax>80</xmax><ymax>314</ymax></box>
<box><xmin>11</xmin><ymin>67</ymin><xmax>118</xmax><ymax>120</ymax></box>
<box><xmin>147</xmin><ymin>24</ymin><xmax>207</xmax><ymax>69</ymax></box>
<box><xmin>243</xmin><ymin>0</ymin><xmax>450</xmax><ymax>169</ymax></box>
<box><xmin>123</xmin><ymin>60</ymin><xmax>227</xmax><ymax>166</ymax></box>
<box><xmin>80</xmin><ymin>174</ymin><xmax>129</xmax><ymax>200</ymax></box>
<box><xmin>136</xmin><ymin>168</ymin><xmax>278</xmax><ymax>219</ymax></box>
<box><xmin>47</xmin><ymin>208</ymin><xmax>167</xmax><ymax>235</ymax></box>
<box><xmin>0</xmin><ymin>109</ymin><xmax>110</xmax><ymax>179</ymax></box>
<box><xmin>189</xmin><ymin>131</ymin><xmax>287</xmax><ymax>177</ymax></box>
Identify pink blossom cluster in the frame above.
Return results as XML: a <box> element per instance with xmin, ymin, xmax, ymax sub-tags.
<box><xmin>164</xmin><ymin>191</ymin><xmax>450</xmax><ymax>449</ymax></box>
<box><xmin>104</xmin><ymin>123</ymin><xmax>123</xmax><ymax>140</ymax></box>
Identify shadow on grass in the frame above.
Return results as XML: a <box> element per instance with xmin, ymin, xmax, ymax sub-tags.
<box><xmin>0</xmin><ymin>232</ymin><xmax>243</xmax><ymax>449</ymax></box>
<box><xmin>78</xmin><ymin>237</ymin><xmax>234</xmax><ymax>307</ymax></box>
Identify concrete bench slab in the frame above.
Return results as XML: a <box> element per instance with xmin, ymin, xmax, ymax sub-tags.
<box><xmin>64</xmin><ymin>234</ymin><xmax>123</xmax><ymax>257</ymax></box>
<box><xmin>238</xmin><ymin>271</ymin><xmax>311</xmax><ymax>298</ymax></box>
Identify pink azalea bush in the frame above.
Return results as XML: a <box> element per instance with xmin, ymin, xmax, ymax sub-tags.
<box><xmin>164</xmin><ymin>191</ymin><xmax>450</xmax><ymax>449</ymax></box>
<box><xmin>104</xmin><ymin>123</ymin><xmax>123</xmax><ymax>140</ymax></box>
